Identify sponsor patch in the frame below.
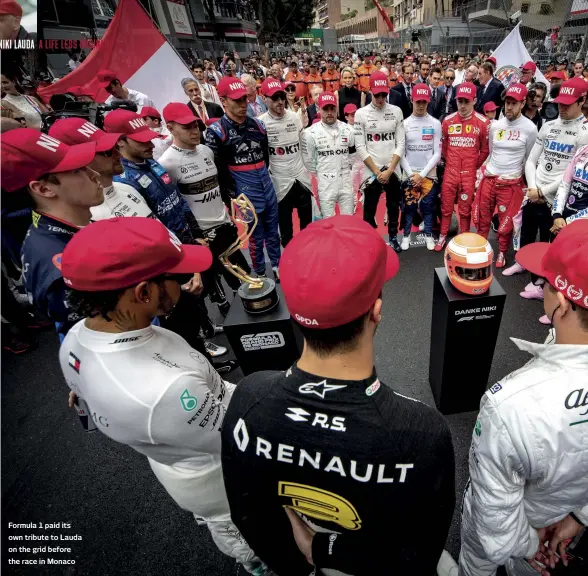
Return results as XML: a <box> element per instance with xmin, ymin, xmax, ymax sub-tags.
<box><xmin>365</xmin><ymin>380</ymin><xmax>381</xmax><ymax>396</ymax></box>
<box><xmin>489</xmin><ymin>383</ymin><xmax>502</xmax><ymax>394</ymax></box>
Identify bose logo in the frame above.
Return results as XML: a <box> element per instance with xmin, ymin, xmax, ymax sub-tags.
<box><xmin>78</xmin><ymin>122</ymin><xmax>99</xmax><ymax>138</ymax></box>
<box><xmin>560</xmin><ymin>87</ymin><xmax>574</xmax><ymax>95</ymax></box>
<box><xmin>129</xmin><ymin>118</ymin><xmax>147</xmax><ymax>129</ymax></box>
<box><xmin>295</xmin><ymin>314</ymin><xmax>319</xmax><ymax>326</ymax></box>
<box><xmin>37</xmin><ymin>133</ymin><xmax>60</xmax><ymax>153</ymax></box>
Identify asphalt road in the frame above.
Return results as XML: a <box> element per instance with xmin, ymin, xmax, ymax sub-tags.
<box><xmin>2</xmin><ymin>238</ymin><xmax>584</xmax><ymax>576</ymax></box>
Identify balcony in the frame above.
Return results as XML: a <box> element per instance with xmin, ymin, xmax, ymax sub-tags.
<box><xmin>468</xmin><ymin>0</ymin><xmax>515</xmax><ymax>27</ymax></box>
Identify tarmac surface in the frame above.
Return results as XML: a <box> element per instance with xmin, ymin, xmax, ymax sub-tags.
<box><xmin>2</xmin><ymin>232</ymin><xmax>585</xmax><ymax>576</ymax></box>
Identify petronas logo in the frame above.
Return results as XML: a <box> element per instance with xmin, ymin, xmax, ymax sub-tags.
<box><xmin>474</xmin><ymin>420</ymin><xmax>482</xmax><ymax>437</ymax></box>
<box><xmin>180</xmin><ymin>389</ymin><xmax>198</xmax><ymax>411</ymax></box>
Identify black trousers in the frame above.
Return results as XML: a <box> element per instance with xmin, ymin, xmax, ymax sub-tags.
<box><xmin>278</xmin><ymin>181</ymin><xmax>313</xmax><ymax>248</ymax></box>
<box><xmin>363</xmin><ymin>174</ymin><xmax>401</xmax><ymax>238</ymax></box>
<box><xmin>520</xmin><ymin>202</ymin><xmax>554</xmax><ymax>282</ymax></box>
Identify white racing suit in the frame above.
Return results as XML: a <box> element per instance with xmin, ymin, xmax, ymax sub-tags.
<box><xmin>459</xmin><ymin>335</ymin><xmax>588</xmax><ymax>576</ymax></box>
<box><xmin>301</xmin><ymin>119</ymin><xmax>356</xmax><ymax>217</ymax></box>
<box><xmin>552</xmin><ymin>144</ymin><xmax>588</xmax><ymax>225</ymax></box>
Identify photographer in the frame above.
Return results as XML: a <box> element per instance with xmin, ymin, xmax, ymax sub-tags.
<box><xmin>97</xmin><ymin>69</ymin><xmax>155</xmax><ymax>108</ymax></box>
<box><xmin>522</xmin><ymin>82</ymin><xmax>546</xmax><ymax>131</ymax></box>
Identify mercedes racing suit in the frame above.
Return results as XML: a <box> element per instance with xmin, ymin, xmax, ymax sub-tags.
<box><xmin>552</xmin><ymin>144</ymin><xmax>588</xmax><ymax>224</ymax></box>
<box><xmin>440</xmin><ymin>111</ymin><xmax>490</xmax><ymax>236</ymax></box>
<box><xmin>301</xmin><ymin>119</ymin><xmax>356</xmax><ymax>218</ymax></box>
<box><xmin>354</xmin><ymin>102</ymin><xmax>405</xmax><ymax>239</ymax></box>
<box><xmin>459</xmin><ymin>335</ymin><xmax>588</xmax><ymax>576</ymax></box>
<box><xmin>472</xmin><ymin>115</ymin><xmax>537</xmax><ymax>253</ymax></box>
<box><xmin>59</xmin><ymin>321</ymin><xmax>264</xmax><ymax>573</ymax></box>
<box><xmin>221</xmin><ymin>364</ymin><xmax>455</xmax><ymax>576</ymax></box>
<box><xmin>204</xmin><ymin>115</ymin><xmax>281</xmax><ymax>276</ymax></box>
<box><xmin>259</xmin><ymin>109</ymin><xmax>313</xmax><ymax>246</ymax></box>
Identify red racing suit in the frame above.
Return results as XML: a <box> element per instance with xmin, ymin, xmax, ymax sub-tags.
<box><xmin>440</xmin><ymin>111</ymin><xmax>490</xmax><ymax>235</ymax></box>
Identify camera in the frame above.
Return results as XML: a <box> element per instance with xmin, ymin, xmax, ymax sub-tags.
<box><xmin>40</xmin><ymin>100</ymin><xmax>138</xmax><ymax>133</ymax></box>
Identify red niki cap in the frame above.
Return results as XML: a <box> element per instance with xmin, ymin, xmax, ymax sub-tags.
<box><xmin>0</xmin><ymin>0</ymin><xmax>23</xmax><ymax>17</ymax></box>
<box><xmin>49</xmin><ymin>118</ymin><xmax>122</xmax><ymax>153</ymax></box>
<box><xmin>412</xmin><ymin>83</ymin><xmax>431</xmax><ymax>102</ymax></box>
<box><xmin>370</xmin><ymin>71</ymin><xmax>390</xmax><ymax>95</ymax></box>
<box><xmin>139</xmin><ymin>106</ymin><xmax>161</xmax><ymax>119</ymax></box>
<box><xmin>516</xmin><ymin>220</ymin><xmax>588</xmax><ymax>309</ymax></box>
<box><xmin>343</xmin><ymin>103</ymin><xmax>358</xmax><ymax>115</ymax></box>
<box><xmin>553</xmin><ymin>77</ymin><xmax>588</xmax><ymax>105</ymax></box>
<box><xmin>550</xmin><ymin>70</ymin><xmax>567</xmax><ymax>80</ymax></box>
<box><xmin>261</xmin><ymin>78</ymin><xmax>285</xmax><ymax>97</ymax></box>
<box><xmin>505</xmin><ymin>83</ymin><xmax>528</xmax><ymax>101</ymax></box>
<box><xmin>58</xmin><ymin>217</ymin><xmax>213</xmax><ymax>291</ymax></box>
<box><xmin>521</xmin><ymin>60</ymin><xmax>537</xmax><ymax>73</ymax></box>
<box><xmin>0</xmin><ymin>128</ymin><xmax>96</xmax><ymax>192</ymax></box>
<box><xmin>97</xmin><ymin>69</ymin><xmax>118</xmax><ymax>88</ymax></box>
<box><xmin>317</xmin><ymin>92</ymin><xmax>337</xmax><ymax>108</ymax></box>
<box><xmin>162</xmin><ymin>102</ymin><xmax>198</xmax><ymax>125</ymax></box>
<box><xmin>217</xmin><ymin>77</ymin><xmax>247</xmax><ymax>99</ymax></box>
<box><xmin>280</xmin><ymin>216</ymin><xmax>400</xmax><ymax>329</ymax></box>
<box><xmin>483</xmin><ymin>101</ymin><xmax>499</xmax><ymax>112</ymax></box>
<box><xmin>456</xmin><ymin>82</ymin><xmax>477</xmax><ymax>100</ymax></box>
<box><xmin>103</xmin><ymin>110</ymin><xmax>162</xmax><ymax>142</ymax></box>
<box><xmin>486</xmin><ymin>56</ymin><xmax>497</xmax><ymax>66</ymax></box>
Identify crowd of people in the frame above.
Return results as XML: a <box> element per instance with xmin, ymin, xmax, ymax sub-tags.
<box><xmin>1</xmin><ymin>42</ymin><xmax>588</xmax><ymax>576</ymax></box>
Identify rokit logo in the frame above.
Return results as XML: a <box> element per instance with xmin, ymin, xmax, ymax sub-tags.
<box><xmin>367</xmin><ymin>133</ymin><xmax>393</xmax><ymax>142</ymax></box>
<box><xmin>241</xmin><ymin>332</ymin><xmax>285</xmax><ymax>351</ymax></box>
<box><xmin>285</xmin><ymin>407</ymin><xmax>347</xmax><ymax>431</ymax></box>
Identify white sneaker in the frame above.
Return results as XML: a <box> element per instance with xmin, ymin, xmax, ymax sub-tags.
<box><xmin>419</xmin><ymin>221</ymin><xmax>425</xmax><ymax>232</ymax></box>
<box><xmin>204</xmin><ymin>341</ymin><xmax>227</xmax><ymax>358</ymax></box>
<box><xmin>502</xmin><ymin>261</ymin><xmax>525</xmax><ymax>276</ymax></box>
<box><xmin>401</xmin><ymin>236</ymin><xmax>411</xmax><ymax>250</ymax></box>
<box><xmin>437</xmin><ymin>550</ymin><xmax>458</xmax><ymax>576</ymax></box>
<box><xmin>426</xmin><ymin>235</ymin><xmax>435</xmax><ymax>250</ymax></box>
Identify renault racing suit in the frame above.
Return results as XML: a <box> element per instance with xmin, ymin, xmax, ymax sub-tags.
<box><xmin>301</xmin><ymin>119</ymin><xmax>356</xmax><ymax>218</ymax></box>
<box><xmin>354</xmin><ymin>102</ymin><xmax>405</xmax><ymax>239</ymax></box>
<box><xmin>459</xmin><ymin>335</ymin><xmax>588</xmax><ymax>576</ymax></box>
<box><xmin>204</xmin><ymin>115</ymin><xmax>281</xmax><ymax>276</ymax></box>
<box><xmin>552</xmin><ymin>144</ymin><xmax>588</xmax><ymax>224</ymax></box>
<box><xmin>59</xmin><ymin>321</ymin><xmax>264</xmax><ymax>573</ymax></box>
<box><xmin>259</xmin><ymin>108</ymin><xmax>313</xmax><ymax>246</ymax></box>
<box><xmin>440</xmin><ymin>111</ymin><xmax>490</xmax><ymax>236</ymax></box>
<box><xmin>472</xmin><ymin>114</ymin><xmax>537</xmax><ymax>254</ymax></box>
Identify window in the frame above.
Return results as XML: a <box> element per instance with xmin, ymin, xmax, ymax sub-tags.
<box><xmin>539</xmin><ymin>3</ymin><xmax>553</xmax><ymax>15</ymax></box>
<box><xmin>520</xmin><ymin>3</ymin><xmax>529</xmax><ymax>13</ymax></box>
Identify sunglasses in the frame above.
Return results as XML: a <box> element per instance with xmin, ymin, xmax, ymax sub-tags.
<box><xmin>285</xmin><ymin>87</ymin><xmax>296</xmax><ymax>92</ymax></box>
<box><xmin>270</xmin><ymin>94</ymin><xmax>286</xmax><ymax>101</ymax></box>
<box><xmin>445</xmin><ymin>76</ymin><xmax>455</xmax><ymax>80</ymax></box>
<box><xmin>97</xmin><ymin>148</ymin><xmax>118</xmax><ymax>157</ymax></box>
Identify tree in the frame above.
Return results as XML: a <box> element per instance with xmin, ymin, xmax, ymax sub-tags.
<box><xmin>257</xmin><ymin>0</ymin><xmax>317</xmax><ymax>44</ymax></box>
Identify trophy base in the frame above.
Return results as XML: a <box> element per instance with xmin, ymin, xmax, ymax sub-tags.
<box><xmin>238</xmin><ymin>278</ymin><xmax>279</xmax><ymax>314</ymax></box>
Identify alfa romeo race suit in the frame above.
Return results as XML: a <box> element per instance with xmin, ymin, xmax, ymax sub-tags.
<box><xmin>552</xmin><ymin>144</ymin><xmax>588</xmax><ymax>224</ymax></box>
<box><xmin>459</xmin><ymin>335</ymin><xmax>588</xmax><ymax>576</ymax></box>
<box><xmin>259</xmin><ymin>108</ymin><xmax>313</xmax><ymax>247</ymax></box>
<box><xmin>204</xmin><ymin>115</ymin><xmax>281</xmax><ymax>276</ymax></box>
<box><xmin>440</xmin><ymin>111</ymin><xmax>490</xmax><ymax>237</ymax></box>
<box><xmin>221</xmin><ymin>364</ymin><xmax>455</xmax><ymax>576</ymax></box>
<box><xmin>90</xmin><ymin>182</ymin><xmax>155</xmax><ymax>221</ymax></box>
<box><xmin>59</xmin><ymin>322</ymin><xmax>264</xmax><ymax>573</ymax></box>
<box><xmin>472</xmin><ymin>114</ymin><xmax>537</xmax><ymax>254</ymax></box>
<box><xmin>301</xmin><ymin>119</ymin><xmax>356</xmax><ymax>218</ymax></box>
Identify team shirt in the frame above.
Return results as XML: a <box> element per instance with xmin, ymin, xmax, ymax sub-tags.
<box><xmin>158</xmin><ymin>144</ymin><xmax>230</xmax><ymax>231</ymax></box>
<box><xmin>400</xmin><ymin>113</ymin><xmax>442</xmax><ymax>179</ymax></box>
<box><xmin>90</xmin><ymin>182</ymin><xmax>155</xmax><ymax>221</ymax></box>
<box><xmin>485</xmin><ymin>114</ymin><xmax>538</xmax><ymax>179</ymax></box>
<box><xmin>553</xmin><ymin>144</ymin><xmax>588</xmax><ymax>222</ymax></box>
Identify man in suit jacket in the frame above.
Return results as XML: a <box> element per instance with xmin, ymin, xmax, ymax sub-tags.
<box><xmin>181</xmin><ymin>77</ymin><xmax>223</xmax><ymax>123</ymax></box>
<box><xmin>388</xmin><ymin>62</ymin><xmax>416</xmax><ymax>119</ymax></box>
<box><xmin>437</xmin><ymin>68</ymin><xmax>457</xmax><ymax>121</ymax></box>
<box><xmin>475</xmin><ymin>62</ymin><xmax>504</xmax><ymax>117</ymax></box>
<box><xmin>426</xmin><ymin>67</ymin><xmax>444</xmax><ymax>119</ymax></box>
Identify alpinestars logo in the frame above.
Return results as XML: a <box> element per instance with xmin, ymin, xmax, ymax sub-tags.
<box><xmin>285</xmin><ymin>407</ymin><xmax>310</xmax><ymax>422</ymax></box>
<box><xmin>299</xmin><ymin>380</ymin><xmax>347</xmax><ymax>399</ymax></box>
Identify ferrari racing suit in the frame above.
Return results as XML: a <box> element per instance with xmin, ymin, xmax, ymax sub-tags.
<box><xmin>301</xmin><ymin>119</ymin><xmax>356</xmax><ymax>218</ymax></box>
<box><xmin>59</xmin><ymin>321</ymin><xmax>264</xmax><ymax>573</ymax></box>
<box><xmin>439</xmin><ymin>111</ymin><xmax>490</xmax><ymax>240</ymax></box>
<box><xmin>552</xmin><ymin>144</ymin><xmax>588</xmax><ymax>224</ymax></box>
<box><xmin>459</xmin><ymin>334</ymin><xmax>588</xmax><ymax>576</ymax></box>
<box><xmin>204</xmin><ymin>115</ymin><xmax>281</xmax><ymax>276</ymax></box>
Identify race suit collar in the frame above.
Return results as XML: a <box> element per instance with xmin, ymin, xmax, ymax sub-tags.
<box><xmin>121</xmin><ymin>157</ymin><xmax>148</xmax><ymax>169</ymax></box>
<box><xmin>77</xmin><ymin>321</ymin><xmax>155</xmax><ymax>352</ymax></box>
<box><xmin>32</xmin><ymin>211</ymin><xmax>81</xmax><ymax>234</ymax></box>
<box><xmin>285</xmin><ymin>362</ymin><xmax>380</xmax><ymax>393</ymax></box>
<box><xmin>511</xmin><ymin>337</ymin><xmax>588</xmax><ymax>368</ymax></box>
<box><xmin>171</xmin><ymin>143</ymin><xmax>197</xmax><ymax>153</ymax></box>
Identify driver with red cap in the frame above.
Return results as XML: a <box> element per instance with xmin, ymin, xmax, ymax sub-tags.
<box><xmin>221</xmin><ymin>215</ymin><xmax>455</xmax><ymax>576</ymax></box>
<box><xmin>460</xmin><ymin>220</ymin><xmax>588</xmax><ymax>576</ymax></box>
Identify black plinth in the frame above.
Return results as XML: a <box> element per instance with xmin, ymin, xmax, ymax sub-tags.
<box><xmin>429</xmin><ymin>268</ymin><xmax>506</xmax><ymax>415</ymax></box>
<box><xmin>224</xmin><ymin>285</ymin><xmax>302</xmax><ymax>376</ymax></box>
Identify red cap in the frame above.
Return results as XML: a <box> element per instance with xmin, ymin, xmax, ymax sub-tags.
<box><xmin>456</xmin><ymin>82</ymin><xmax>477</xmax><ymax>100</ymax></box>
<box><xmin>370</xmin><ymin>71</ymin><xmax>389</xmax><ymax>95</ymax></box>
<box><xmin>505</xmin><ymin>83</ymin><xmax>528</xmax><ymax>101</ymax></box>
<box><xmin>97</xmin><ymin>69</ymin><xmax>118</xmax><ymax>89</ymax></box>
<box><xmin>412</xmin><ymin>83</ymin><xmax>431</xmax><ymax>102</ymax></box>
<box><xmin>162</xmin><ymin>102</ymin><xmax>197</xmax><ymax>125</ymax></box>
<box><xmin>0</xmin><ymin>0</ymin><xmax>22</xmax><ymax>17</ymax></box>
<box><xmin>0</xmin><ymin>128</ymin><xmax>96</xmax><ymax>192</ymax></box>
<box><xmin>217</xmin><ymin>77</ymin><xmax>247</xmax><ymax>99</ymax></box>
<box><xmin>58</xmin><ymin>217</ymin><xmax>213</xmax><ymax>292</ymax></box>
<box><xmin>343</xmin><ymin>103</ymin><xmax>357</xmax><ymax>115</ymax></box>
<box><xmin>139</xmin><ymin>106</ymin><xmax>161</xmax><ymax>119</ymax></box>
<box><xmin>550</xmin><ymin>70</ymin><xmax>566</xmax><ymax>80</ymax></box>
<box><xmin>261</xmin><ymin>78</ymin><xmax>285</xmax><ymax>97</ymax></box>
<box><xmin>206</xmin><ymin>117</ymin><xmax>221</xmax><ymax>126</ymax></box>
<box><xmin>553</xmin><ymin>77</ymin><xmax>588</xmax><ymax>105</ymax></box>
<box><xmin>103</xmin><ymin>110</ymin><xmax>162</xmax><ymax>142</ymax></box>
<box><xmin>280</xmin><ymin>216</ymin><xmax>400</xmax><ymax>329</ymax></box>
<box><xmin>317</xmin><ymin>92</ymin><xmax>337</xmax><ymax>108</ymax></box>
<box><xmin>515</xmin><ymin>220</ymin><xmax>588</xmax><ymax>309</ymax></box>
<box><xmin>483</xmin><ymin>101</ymin><xmax>499</xmax><ymax>112</ymax></box>
<box><xmin>486</xmin><ymin>56</ymin><xmax>497</xmax><ymax>66</ymax></box>
<box><xmin>49</xmin><ymin>118</ymin><xmax>122</xmax><ymax>153</ymax></box>
<box><xmin>521</xmin><ymin>60</ymin><xmax>537</xmax><ymax>73</ymax></box>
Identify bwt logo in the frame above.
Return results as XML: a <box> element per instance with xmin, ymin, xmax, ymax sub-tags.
<box><xmin>367</xmin><ymin>133</ymin><xmax>393</xmax><ymax>141</ymax></box>
<box><xmin>547</xmin><ymin>141</ymin><xmax>574</xmax><ymax>153</ymax></box>
<box><xmin>270</xmin><ymin>143</ymin><xmax>299</xmax><ymax>155</ymax></box>
<box><xmin>560</xmin><ymin>87</ymin><xmax>575</xmax><ymax>95</ymax></box>
<box><xmin>129</xmin><ymin>118</ymin><xmax>147</xmax><ymax>129</ymax></box>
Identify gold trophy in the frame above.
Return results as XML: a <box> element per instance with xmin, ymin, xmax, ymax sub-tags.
<box><xmin>220</xmin><ymin>194</ymin><xmax>279</xmax><ymax>314</ymax></box>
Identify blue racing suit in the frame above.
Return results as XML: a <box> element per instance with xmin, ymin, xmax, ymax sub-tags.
<box><xmin>204</xmin><ymin>115</ymin><xmax>280</xmax><ymax>275</ymax></box>
<box><xmin>115</xmin><ymin>158</ymin><xmax>203</xmax><ymax>242</ymax></box>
